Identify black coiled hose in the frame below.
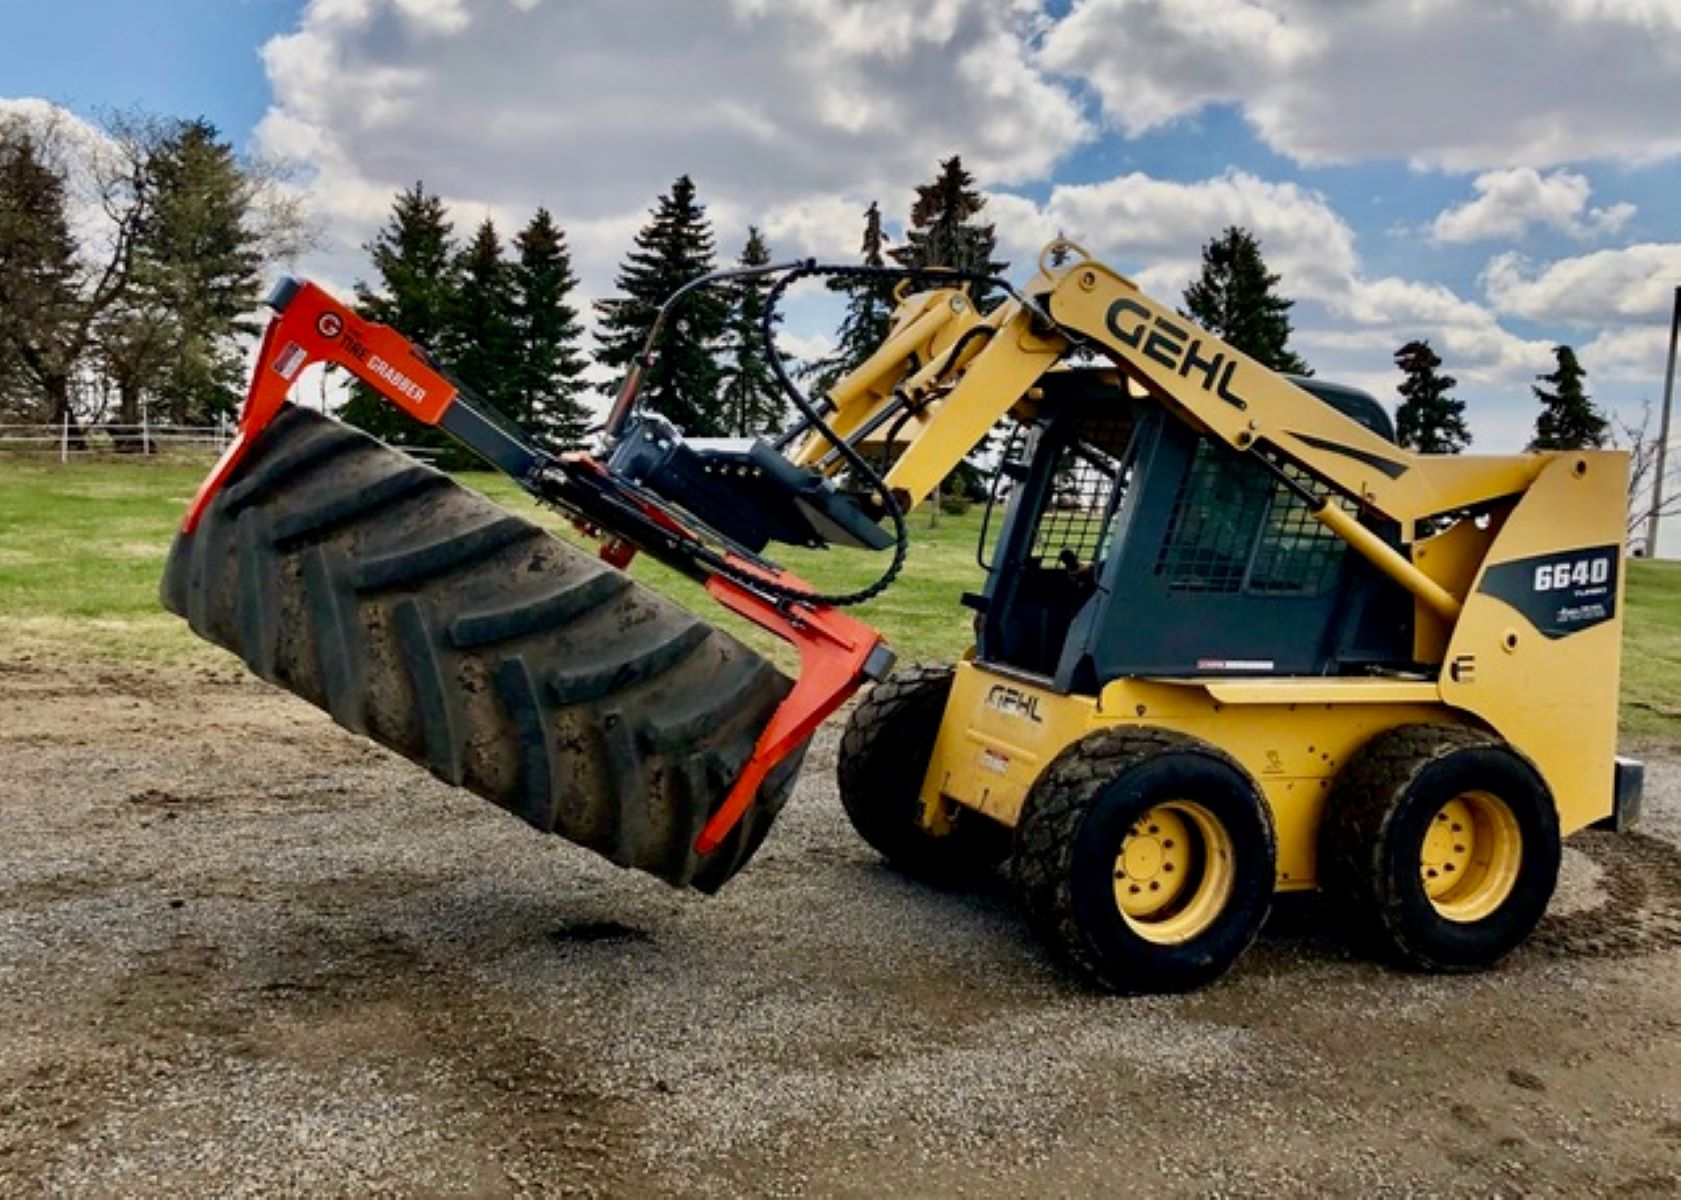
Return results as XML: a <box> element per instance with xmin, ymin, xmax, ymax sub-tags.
<box><xmin>635</xmin><ymin>259</ymin><xmax>1040</xmax><ymax>608</ymax></box>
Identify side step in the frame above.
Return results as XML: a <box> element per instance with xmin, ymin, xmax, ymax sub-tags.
<box><xmin>161</xmin><ymin>404</ymin><xmax>806</xmax><ymax>891</ymax></box>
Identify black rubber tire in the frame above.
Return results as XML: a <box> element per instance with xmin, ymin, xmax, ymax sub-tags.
<box><xmin>1011</xmin><ymin>727</ymin><xmax>1276</xmax><ymax>993</ymax></box>
<box><xmin>836</xmin><ymin>664</ymin><xmax>1009</xmax><ymax>885</ymax></box>
<box><xmin>160</xmin><ymin>403</ymin><xmax>805</xmax><ymax>892</ymax></box>
<box><xmin>1319</xmin><ymin>724</ymin><xmax>1560</xmax><ymax>972</ymax></box>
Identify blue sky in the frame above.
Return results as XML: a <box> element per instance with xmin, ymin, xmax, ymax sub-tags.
<box><xmin>5</xmin><ymin>0</ymin><xmax>1679</xmax><ymax>509</ymax></box>
<box><xmin>0</xmin><ymin>0</ymin><xmax>292</xmax><ymax>138</ymax></box>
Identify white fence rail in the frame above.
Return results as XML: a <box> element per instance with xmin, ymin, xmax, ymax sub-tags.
<box><xmin>0</xmin><ymin>419</ymin><xmax>233</xmax><ymax>460</ymax></box>
<box><xmin>0</xmin><ymin>419</ymin><xmax>452</xmax><ymax>468</ymax></box>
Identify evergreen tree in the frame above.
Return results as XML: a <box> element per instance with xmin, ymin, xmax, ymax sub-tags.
<box><xmin>890</xmin><ymin>158</ymin><xmax>1010</xmax><ymax>516</ymax></box>
<box><xmin>807</xmin><ymin>200</ymin><xmax>897</xmax><ymax>398</ymax></box>
<box><xmin>1394</xmin><ymin>339</ymin><xmax>1470</xmax><ymax>454</ymax></box>
<box><xmin>445</xmin><ymin>217</ymin><xmax>522</xmax><ymax>421</ymax></box>
<box><xmin>341</xmin><ymin>182</ymin><xmax>459</xmax><ymax>447</ymax></box>
<box><xmin>1529</xmin><ymin>344</ymin><xmax>1607</xmax><ymax>450</ymax></box>
<box><xmin>0</xmin><ymin>124</ymin><xmax>85</xmax><ymax>426</ymax></box>
<box><xmin>718</xmin><ymin>227</ymin><xmax>782</xmax><ymax>437</ymax></box>
<box><xmin>1182</xmin><ymin>227</ymin><xmax>1312</xmax><ymax>375</ymax></box>
<box><xmin>142</xmin><ymin>120</ymin><xmax>264</xmax><ymax>424</ymax></box>
<box><xmin>92</xmin><ymin>119</ymin><xmax>264</xmax><ymax>437</ymax></box>
<box><xmin>510</xmin><ymin>206</ymin><xmax>589</xmax><ymax>448</ymax></box>
<box><xmin>595</xmin><ymin>174</ymin><xmax>727</xmax><ymax>436</ymax></box>
<box><xmin>889</xmin><ymin>156</ymin><xmax>1007</xmax><ymax>293</ymax></box>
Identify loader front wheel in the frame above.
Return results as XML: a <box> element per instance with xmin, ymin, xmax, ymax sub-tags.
<box><xmin>1011</xmin><ymin>728</ymin><xmax>1275</xmax><ymax>993</ymax></box>
<box><xmin>837</xmin><ymin>664</ymin><xmax>1009</xmax><ymax>886</ymax></box>
<box><xmin>1319</xmin><ymin>724</ymin><xmax>1559</xmax><ymax>972</ymax></box>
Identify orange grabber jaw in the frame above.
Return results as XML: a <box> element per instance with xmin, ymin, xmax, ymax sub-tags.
<box><xmin>182</xmin><ymin>277</ymin><xmax>463</xmax><ymax>534</ymax></box>
<box><xmin>693</xmin><ymin>561</ymin><xmax>895</xmax><ymax>855</ymax></box>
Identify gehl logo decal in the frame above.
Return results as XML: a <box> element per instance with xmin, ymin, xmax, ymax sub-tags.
<box><xmin>985</xmin><ymin>683</ymin><xmax>1043</xmax><ymax>724</ymax></box>
<box><xmin>1106</xmin><ymin>298</ymin><xmax>1252</xmax><ymax>410</ymax></box>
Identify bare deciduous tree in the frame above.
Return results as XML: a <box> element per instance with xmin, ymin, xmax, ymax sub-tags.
<box><xmin>1614</xmin><ymin>401</ymin><xmax>1681</xmax><ymax>554</ymax></box>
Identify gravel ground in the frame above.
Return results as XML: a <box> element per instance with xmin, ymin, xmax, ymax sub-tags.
<box><xmin>2</xmin><ymin>659</ymin><xmax>1680</xmax><ymax>1197</ymax></box>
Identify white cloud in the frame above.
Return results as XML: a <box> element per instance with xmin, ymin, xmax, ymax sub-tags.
<box><xmin>992</xmin><ymin>170</ymin><xmax>1358</xmax><ymax>302</ymax></box>
<box><xmin>1323</xmin><ymin>276</ymin><xmax>1553</xmax><ymax>384</ymax></box>
<box><xmin>1580</xmin><ymin>324</ymin><xmax>1675</xmax><ymax>384</ymax></box>
<box><xmin>1039</xmin><ymin>0</ymin><xmax>1319</xmax><ymax>136</ymax></box>
<box><xmin>1431</xmin><ymin>168</ymin><xmax>1635</xmax><ymax>243</ymax></box>
<box><xmin>256</xmin><ymin>0</ymin><xmax>1089</xmax><ymax>288</ymax></box>
<box><xmin>990</xmin><ymin>170</ymin><xmax>1549</xmax><ymax>385</ymax></box>
<box><xmin>1041</xmin><ymin>0</ymin><xmax>1681</xmax><ymax>169</ymax></box>
<box><xmin>1483</xmin><ymin>244</ymin><xmax>1681</xmax><ymax>324</ymax></box>
<box><xmin>0</xmin><ymin>98</ymin><xmax>127</xmax><ymax>251</ymax></box>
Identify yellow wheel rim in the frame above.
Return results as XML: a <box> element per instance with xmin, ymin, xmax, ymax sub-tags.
<box><xmin>1112</xmin><ymin>801</ymin><xmax>1235</xmax><ymax>945</ymax></box>
<box><xmin>1420</xmin><ymin>790</ymin><xmax>1523</xmax><ymax>923</ymax></box>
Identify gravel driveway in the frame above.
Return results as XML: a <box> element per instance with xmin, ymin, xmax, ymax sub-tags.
<box><xmin>2</xmin><ymin>660</ymin><xmax>1679</xmax><ymax>1196</ymax></box>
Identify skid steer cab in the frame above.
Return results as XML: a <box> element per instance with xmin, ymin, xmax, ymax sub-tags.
<box><xmin>165</xmin><ymin>241</ymin><xmax>1639</xmax><ymax>994</ymax></box>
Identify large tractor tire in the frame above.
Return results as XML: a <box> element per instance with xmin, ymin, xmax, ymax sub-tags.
<box><xmin>1319</xmin><ymin>724</ymin><xmax>1560</xmax><ymax>971</ymax></box>
<box><xmin>161</xmin><ymin>404</ymin><xmax>806</xmax><ymax>891</ymax></box>
<box><xmin>1011</xmin><ymin>727</ymin><xmax>1276</xmax><ymax>993</ymax></box>
<box><xmin>837</xmin><ymin>664</ymin><xmax>1010</xmax><ymax>886</ymax></box>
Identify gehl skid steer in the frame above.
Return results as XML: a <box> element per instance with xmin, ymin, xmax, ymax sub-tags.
<box><xmin>163</xmin><ymin>240</ymin><xmax>1642</xmax><ymax>992</ymax></box>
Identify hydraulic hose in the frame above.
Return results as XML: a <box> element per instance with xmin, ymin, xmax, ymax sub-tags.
<box><xmin>614</xmin><ymin>259</ymin><xmax>1041</xmax><ymax>608</ymax></box>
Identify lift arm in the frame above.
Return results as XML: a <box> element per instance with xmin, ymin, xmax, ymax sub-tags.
<box><xmin>795</xmin><ymin>247</ymin><xmax>1547</xmax><ymax>536</ymax></box>
<box><xmin>786</xmin><ymin>244</ymin><xmax>1568</xmax><ymax>626</ymax></box>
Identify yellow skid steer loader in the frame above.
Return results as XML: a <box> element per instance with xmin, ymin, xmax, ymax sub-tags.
<box><xmin>164</xmin><ymin>241</ymin><xmax>1640</xmax><ymax>992</ymax></box>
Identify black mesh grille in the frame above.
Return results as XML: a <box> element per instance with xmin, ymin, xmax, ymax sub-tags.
<box><xmin>1029</xmin><ymin>416</ymin><xmax>1132</xmax><ymax>567</ymax></box>
<box><xmin>1249</xmin><ymin>465</ymin><xmax>1349</xmax><ymax>595</ymax></box>
<box><xmin>1155</xmin><ymin>443</ymin><xmax>1348</xmax><ymax>596</ymax></box>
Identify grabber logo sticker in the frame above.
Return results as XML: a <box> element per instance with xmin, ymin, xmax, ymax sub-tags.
<box><xmin>985</xmin><ymin>683</ymin><xmax>1043</xmax><ymax>723</ymax></box>
<box><xmin>316</xmin><ymin>311</ymin><xmax>344</xmax><ymax>339</ymax></box>
<box><xmin>1478</xmin><ymin>544</ymin><xmax>1619</xmax><ymax>638</ymax></box>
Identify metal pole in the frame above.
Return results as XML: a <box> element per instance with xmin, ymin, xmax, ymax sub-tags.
<box><xmin>141</xmin><ymin>395</ymin><xmax>150</xmax><ymax>456</ymax></box>
<box><xmin>60</xmin><ymin>409</ymin><xmax>69</xmax><ymax>464</ymax></box>
<box><xmin>1646</xmin><ymin>285</ymin><xmax>1681</xmax><ymax>558</ymax></box>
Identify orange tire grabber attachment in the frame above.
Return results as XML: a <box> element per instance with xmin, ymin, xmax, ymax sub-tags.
<box><xmin>186</xmin><ymin>277</ymin><xmax>895</xmax><ymax>854</ymax></box>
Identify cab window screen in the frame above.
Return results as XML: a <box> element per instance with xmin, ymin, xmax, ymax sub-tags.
<box><xmin>1029</xmin><ymin>414</ymin><xmax>1133</xmax><ymax>568</ymax></box>
<box><xmin>1154</xmin><ymin>442</ymin><xmax>1347</xmax><ymax>595</ymax></box>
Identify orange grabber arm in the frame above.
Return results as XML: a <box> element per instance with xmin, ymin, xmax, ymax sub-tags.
<box><xmin>696</xmin><ymin>563</ymin><xmax>893</xmax><ymax>854</ymax></box>
<box><xmin>188</xmin><ymin>276</ymin><xmax>895</xmax><ymax>856</ymax></box>
<box><xmin>184</xmin><ymin>278</ymin><xmax>462</xmax><ymax>533</ymax></box>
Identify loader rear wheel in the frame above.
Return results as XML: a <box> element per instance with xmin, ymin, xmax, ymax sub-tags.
<box><xmin>160</xmin><ymin>403</ymin><xmax>806</xmax><ymax>892</ymax></box>
<box><xmin>1011</xmin><ymin>728</ymin><xmax>1275</xmax><ymax>993</ymax></box>
<box><xmin>837</xmin><ymin>664</ymin><xmax>1009</xmax><ymax>885</ymax></box>
<box><xmin>1319</xmin><ymin>724</ymin><xmax>1560</xmax><ymax>972</ymax></box>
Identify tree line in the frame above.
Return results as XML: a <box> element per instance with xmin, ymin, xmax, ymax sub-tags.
<box><xmin>350</xmin><ymin>162</ymin><xmax>1606</xmax><ymax>465</ymax></box>
<box><xmin>341</xmin><ymin>156</ymin><xmax>1005</xmax><ymax>463</ymax></box>
<box><xmin>0</xmin><ymin>113</ymin><xmax>1610</xmax><ymax>463</ymax></box>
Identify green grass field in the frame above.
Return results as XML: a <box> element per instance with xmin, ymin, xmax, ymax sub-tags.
<box><xmin>3</xmin><ymin>455</ymin><xmax>1677</xmax><ymax>740</ymax></box>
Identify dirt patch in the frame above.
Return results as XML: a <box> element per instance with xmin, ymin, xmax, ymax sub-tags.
<box><xmin>1</xmin><ymin>663</ymin><xmax>1679</xmax><ymax>1196</ymax></box>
